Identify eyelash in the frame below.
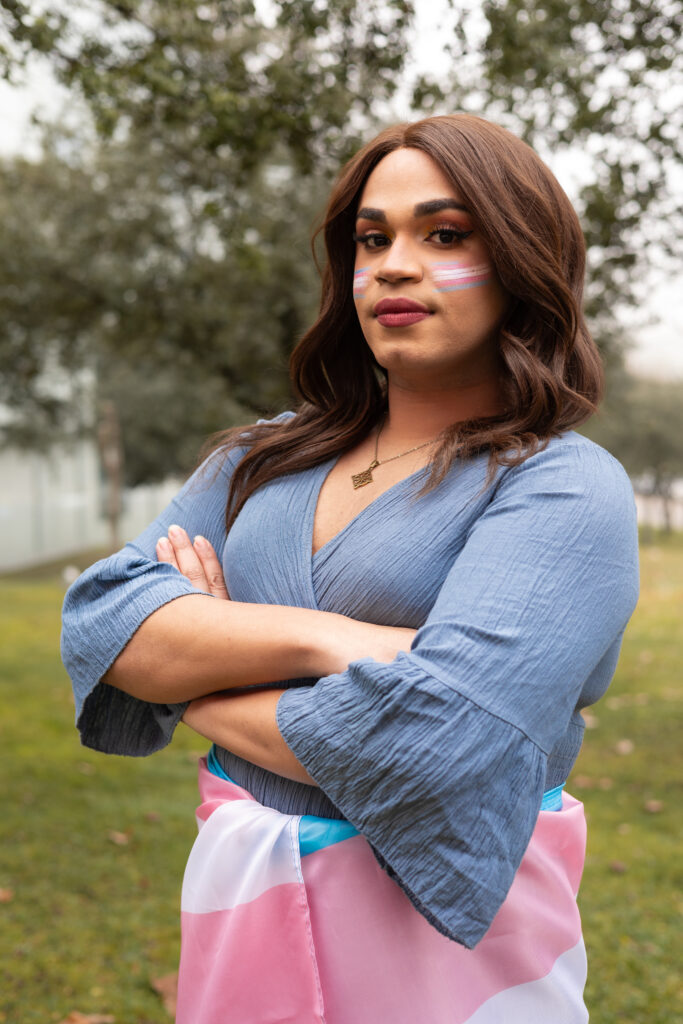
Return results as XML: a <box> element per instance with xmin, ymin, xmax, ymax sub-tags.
<box><xmin>353</xmin><ymin>224</ymin><xmax>473</xmax><ymax>249</ymax></box>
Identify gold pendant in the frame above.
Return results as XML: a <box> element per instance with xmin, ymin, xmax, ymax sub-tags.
<box><xmin>351</xmin><ymin>460</ymin><xmax>379</xmax><ymax>489</ymax></box>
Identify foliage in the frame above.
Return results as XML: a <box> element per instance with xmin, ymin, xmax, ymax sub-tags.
<box><xmin>1</xmin><ymin>0</ymin><xmax>681</xmax><ymax>483</ymax></box>
<box><xmin>415</xmin><ymin>0</ymin><xmax>683</xmax><ymax>358</ymax></box>
<box><xmin>0</xmin><ymin>536</ymin><xmax>681</xmax><ymax>1021</ymax></box>
<box><xmin>0</xmin><ymin>0</ymin><xmax>413</xmax><ymax>179</ymax></box>
<box><xmin>0</xmin><ymin>0</ymin><xmax>415</xmax><ymax>481</ymax></box>
<box><xmin>586</xmin><ymin>375</ymin><xmax>683</xmax><ymax>528</ymax></box>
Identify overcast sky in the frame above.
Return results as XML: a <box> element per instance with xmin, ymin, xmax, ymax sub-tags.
<box><xmin>0</xmin><ymin>4</ymin><xmax>680</xmax><ymax>380</ymax></box>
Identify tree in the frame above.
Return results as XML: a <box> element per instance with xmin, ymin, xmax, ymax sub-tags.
<box><xmin>2</xmin><ymin>0</ymin><xmax>681</xmax><ymax>494</ymax></box>
<box><xmin>0</xmin><ymin>0</ymin><xmax>415</xmax><ymax>482</ymax></box>
<box><xmin>586</xmin><ymin>375</ymin><xmax>683</xmax><ymax>530</ymax></box>
<box><xmin>414</xmin><ymin>0</ymin><xmax>683</xmax><ymax>364</ymax></box>
<box><xmin>0</xmin><ymin>134</ymin><xmax>326</xmax><ymax>480</ymax></box>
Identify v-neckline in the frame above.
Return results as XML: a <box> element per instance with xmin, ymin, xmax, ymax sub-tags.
<box><xmin>308</xmin><ymin>456</ymin><xmax>428</xmax><ymax>562</ymax></box>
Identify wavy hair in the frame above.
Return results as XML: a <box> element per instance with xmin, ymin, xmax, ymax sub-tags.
<box><xmin>207</xmin><ymin>114</ymin><xmax>604</xmax><ymax>530</ymax></box>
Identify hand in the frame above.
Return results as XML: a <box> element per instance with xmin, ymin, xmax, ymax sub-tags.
<box><xmin>156</xmin><ymin>525</ymin><xmax>230</xmax><ymax>600</ymax></box>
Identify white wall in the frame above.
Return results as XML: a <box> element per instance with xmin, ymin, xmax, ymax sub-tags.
<box><xmin>634</xmin><ymin>491</ymin><xmax>683</xmax><ymax>532</ymax></box>
<box><xmin>0</xmin><ymin>439</ymin><xmax>181</xmax><ymax>572</ymax></box>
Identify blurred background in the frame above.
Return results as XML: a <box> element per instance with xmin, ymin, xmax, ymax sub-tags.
<box><xmin>0</xmin><ymin>1</ymin><xmax>681</xmax><ymax>1022</ymax></box>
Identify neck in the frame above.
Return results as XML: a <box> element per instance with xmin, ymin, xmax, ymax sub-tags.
<box><xmin>381</xmin><ymin>373</ymin><xmax>504</xmax><ymax>446</ymax></box>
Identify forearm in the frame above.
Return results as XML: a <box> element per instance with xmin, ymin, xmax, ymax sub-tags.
<box><xmin>182</xmin><ymin>689</ymin><xmax>316</xmax><ymax>786</ymax></box>
<box><xmin>104</xmin><ymin>594</ymin><xmax>343</xmax><ymax>704</ymax></box>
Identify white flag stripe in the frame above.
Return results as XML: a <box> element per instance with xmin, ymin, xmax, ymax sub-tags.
<box><xmin>462</xmin><ymin>940</ymin><xmax>588</xmax><ymax>1024</ymax></box>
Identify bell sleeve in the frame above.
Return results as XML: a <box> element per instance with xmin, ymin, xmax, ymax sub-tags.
<box><xmin>61</xmin><ymin>445</ymin><xmax>245</xmax><ymax>756</ymax></box>
<box><xmin>276</xmin><ymin>439</ymin><xmax>640</xmax><ymax>947</ymax></box>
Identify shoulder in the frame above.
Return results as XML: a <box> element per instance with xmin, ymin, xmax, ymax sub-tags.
<box><xmin>481</xmin><ymin>431</ymin><xmax>638</xmax><ymax>561</ymax></box>
<box><xmin>498</xmin><ymin>431</ymin><xmax>635</xmax><ymax>506</ymax></box>
<box><xmin>257</xmin><ymin>410</ymin><xmax>296</xmax><ymax>426</ymax></box>
<box><xmin>194</xmin><ymin>411</ymin><xmax>298</xmax><ymax>488</ymax></box>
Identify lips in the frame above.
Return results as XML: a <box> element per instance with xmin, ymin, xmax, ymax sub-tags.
<box><xmin>373</xmin><ymin>297</ymin><xmax>432</xmax><ymax>328</ymax></box>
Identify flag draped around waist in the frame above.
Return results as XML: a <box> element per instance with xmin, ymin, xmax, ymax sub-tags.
<box><xmin>176</xmin><ymin>756</ymin><xmax>588</xmax><ymax>1024</ymax></box>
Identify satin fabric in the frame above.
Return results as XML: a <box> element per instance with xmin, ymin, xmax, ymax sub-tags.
<box><xmin>176</xmin><ymin>758</ymin><xmax>589</xmax><ymax>1024</ymax></box>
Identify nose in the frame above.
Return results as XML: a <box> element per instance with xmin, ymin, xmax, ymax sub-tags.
<box><xmin>375</xmin><ymin>234</ymin><xmax>423</xmax><ymax>284</ymax></box>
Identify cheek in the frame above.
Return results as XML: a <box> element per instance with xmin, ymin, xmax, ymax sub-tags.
<box><xmin>430</xmin><ymin>260</ymin><xmax>492</xmax><ymax>292</ymax></box>
<box><xmin>353</xmin><ymin>266</ymin><xmax>371</xmax><ymax>301</ymax></box>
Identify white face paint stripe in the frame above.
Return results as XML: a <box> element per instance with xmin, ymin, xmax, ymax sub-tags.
<box><xmin>432</xmin><ymin>263</ymin><xmax>490</xmax><ymax>277</ymax></box>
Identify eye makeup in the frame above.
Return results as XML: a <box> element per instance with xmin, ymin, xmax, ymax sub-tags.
<box><xmin>431</xmin><ymin>261</ymin><xmax>491</xmax><ymax>292</ymax></box>
<box><xmin>353</xmin><ymin>267</ymin><xmax>371</xmax><ymax>299</ymax></box>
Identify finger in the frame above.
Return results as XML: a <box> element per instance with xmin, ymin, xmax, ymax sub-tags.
<box><xmin>156</xmin><ymin>536</ymin><xmax>180</xmax><ymax>570</ymax></box>
<box><xmin>167</xmin><ymin>524</ymin><xmax>210</xmax><ymax>590</ymax></box>
<box><xmin>193</xmin><ymin>535</ymin><xmax>231</xmax><ymax>600</ymax></box>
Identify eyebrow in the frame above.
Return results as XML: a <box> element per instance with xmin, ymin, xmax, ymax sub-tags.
<box><xmin>356</xmin><ymin>199</ymin><xmax>470</xmax><ymax>222</ymax></box>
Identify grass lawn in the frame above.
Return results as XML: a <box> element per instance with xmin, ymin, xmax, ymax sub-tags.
<box><xmin>1</xmin><ymin>536</ymin><xmax>681</xmax><ymax>1023</ymax></box>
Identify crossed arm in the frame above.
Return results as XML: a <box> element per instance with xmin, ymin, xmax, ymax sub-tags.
<box><xmin>103</xmin><ymin>525</ymin><xmax>416</xmax><ymax>785</ymax></box>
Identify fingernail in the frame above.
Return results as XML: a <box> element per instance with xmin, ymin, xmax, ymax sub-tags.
<box><xmin>157</xmin><ymin>537</ymin><xmax>171</xmax><ymax>553</ymax></box>
<box><xmin>193</xmin><ymin>535</ymin><xmax>207</xmax><ymax>548</ymax></box>
<box><xmin>168</xmin><ymin>524</ymin><xmax>184</xmax><ymax>540</ymax></box>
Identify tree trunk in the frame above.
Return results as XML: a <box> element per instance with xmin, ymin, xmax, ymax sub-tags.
<box><xmin>97</xmin><ymin>400</ymin><xmax>124</xmax><ymax>552</ymax></box>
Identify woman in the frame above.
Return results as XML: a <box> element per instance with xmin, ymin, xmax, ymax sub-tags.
<box><xmin>62</xmin><ymin>114</ymin><xmax>639</xmax><ymax>1023</ymax></box>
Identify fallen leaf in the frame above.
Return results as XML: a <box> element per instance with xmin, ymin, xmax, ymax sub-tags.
<box><xmin>617</xmin><ymin>823</ymin><xmax>631</xmax><ymax>835</ymax></box>
<box><xmin>598</xmin><ymin>777</ymin><xmax>614</xmax><ymax>790</ymax></box>
<box><xmin>572</xmin><ymin>775</ymin><xmax>594</xmax><ymax>789</ymax></box>
<box><xmin>57</xmin><ymin>1013</ymin><xmax>115</xmax><ymax>1024</ymax></box>
<box><xmin>144</xmin><ymin>811</ymin><xmax>161</xmax><ymax>823</ymax></box>
<box><xmin>644</xmin><ymin>800</ymin><xmax>663</xmax><ymax>814</ymax></box>
<box><xmin>609</xmin><ymin>860</ymin><xmax>628</xmax><ymax>874</ymax></box>
<box><xmin>0</xmin><ymin>888</ymin><xmax>14</xmax><ymax>903</ymax></box>
<box><xmin>615</xmin><ymin>739</ymin><xmax>634</xmax><ymax>755</ymax></box>
<box><xmin>581</xmin><ymin>711</ymin><xmax>598</xmax><ymax>729</ymax></box>
<box><xmin>151</xmin><ymin>973</ymin><xmax>178</xmax><ymax>1017</ymax></box>
<box><xmin>107</xmin><ymin>830</ymin><xmax>130</xmax><ymax>846</ymax></box>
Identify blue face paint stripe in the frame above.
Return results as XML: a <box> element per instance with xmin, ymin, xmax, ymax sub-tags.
<box><xmin>434</xmin><ymin>280</ymin><xmax>489</xmax><ymax>292</ymax></box>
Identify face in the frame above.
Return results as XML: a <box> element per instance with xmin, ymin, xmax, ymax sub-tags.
<box><xmin>353</xmin><ymin>148</ymin><xmax>508</xmax><ymax>388</ymax></box>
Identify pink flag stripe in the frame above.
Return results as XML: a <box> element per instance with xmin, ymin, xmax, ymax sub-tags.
<box><xmin>299</xmin><ymin>795</ymin><xmax>586</xmax><ymax>1023</ymax></box>
<box><xmin>178</xmin><ymin>886</ymin><xmax>326</xmax><ymax>1024</ymax></box>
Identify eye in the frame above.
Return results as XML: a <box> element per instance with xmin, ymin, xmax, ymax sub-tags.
<box><xmin>353</xmin><ymin>231</ymin><xmax>391</xmax><ymax>250</ymax></box>
<box><xmin>425</xmin><ymin>224</ymin><xmax>473</xmax><ymax>246</ymax></box>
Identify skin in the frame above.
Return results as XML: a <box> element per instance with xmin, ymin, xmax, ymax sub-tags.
<box><xmin>108</xmin><ymin>147</ymin><xmax>509</xmax><ymax>785</ymax></box>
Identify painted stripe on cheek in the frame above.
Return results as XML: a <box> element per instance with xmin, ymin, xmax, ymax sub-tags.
<box><xmin>353</xmin><ymin>267</ymin><xmax>371</xmax><ymax>299</ymax></box>
<box><xmin>432</xmin><ymin>261</ymin><xmax>492</xmax><ymax>291</ymax></box>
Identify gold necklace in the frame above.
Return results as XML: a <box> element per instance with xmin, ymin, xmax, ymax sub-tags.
<box><xmin>351</xmin><ymin>419</ymin><xmax>437</xmax><ymax>489</ymax></box>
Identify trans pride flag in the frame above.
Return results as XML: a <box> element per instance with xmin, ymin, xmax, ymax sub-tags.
<box><xmin>176</xmin><ymin>759</ymin><xmax>588</xmax><ymax>1023</ymax></box>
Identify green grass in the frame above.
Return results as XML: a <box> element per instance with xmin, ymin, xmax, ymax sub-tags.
<box><xmin>574</xmin><ymin>531</ymin><xmax>683</xmax><ymax>1023</ymax></box>
<box><xmin>0</xmin><ymin>536</ymin><xmax>681</xmax><ymax>1022</ymax></box>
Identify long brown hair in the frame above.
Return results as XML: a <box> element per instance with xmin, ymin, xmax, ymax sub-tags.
<box><xmin>207</xmin><ymin>114</ymin><xmax>604</xmax><ymax>530</ymax></box>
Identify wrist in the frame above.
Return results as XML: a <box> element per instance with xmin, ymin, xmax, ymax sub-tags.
<box><xmin>300</xmin><ymin>611</ymin><xmax>346</xmax><ymax>678</ymax></box>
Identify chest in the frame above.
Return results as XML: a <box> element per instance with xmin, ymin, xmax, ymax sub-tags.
<box><xmin>222</xmin><ymin>454</ymin><xmax>494</xmax><ymax>626</ymax></box>
<box><xmin>312</xmin><ymin>445</ymin><xmax>436</xmax><ymax>556</ymax></box>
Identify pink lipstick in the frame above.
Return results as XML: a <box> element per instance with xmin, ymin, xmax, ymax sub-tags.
<box><xmin>374</xmin><ymin>297</ymin><xmax>431</xmax><ymax>328</ymax></box>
